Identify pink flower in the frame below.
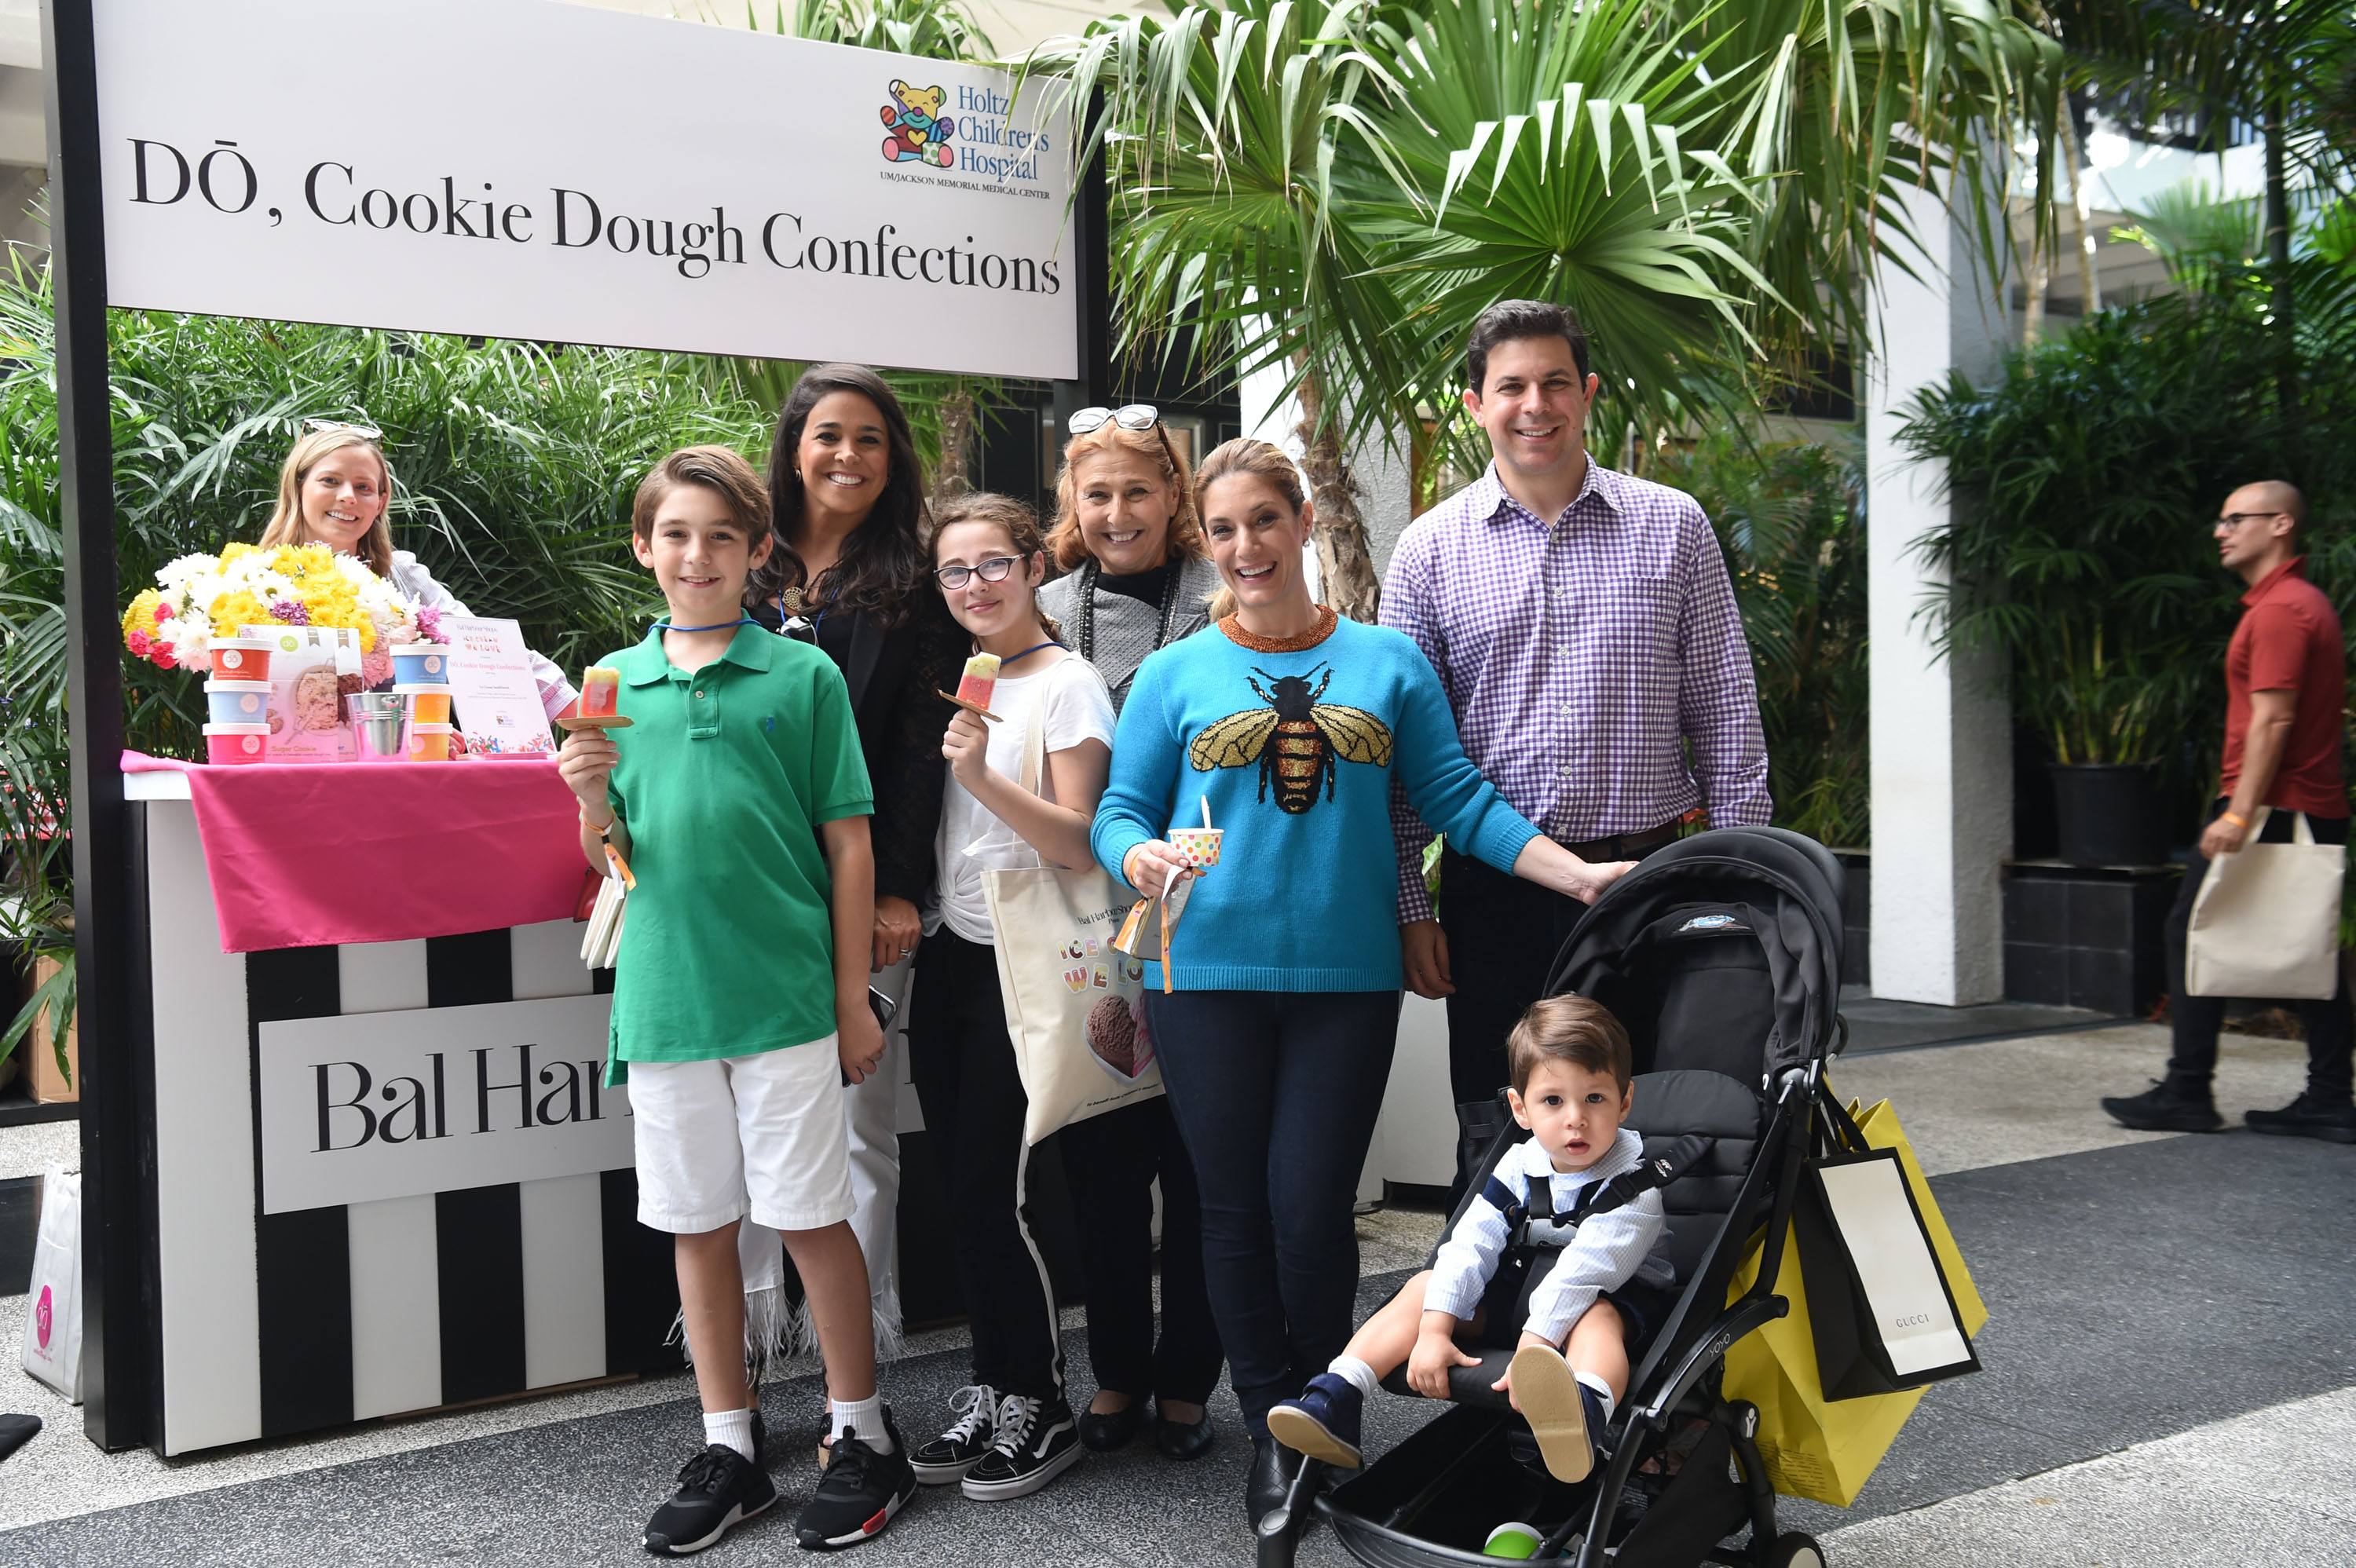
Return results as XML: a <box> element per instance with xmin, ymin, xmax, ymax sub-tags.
<box><xmin>270</xmin><ymin>599</ymin><xmax>311</xmax><ymax>626</ymax></box>
<box><xmin>125</xmin><ymin>629</ymin><xmax>152</xmax><ymax>657</ymax></box>
<box><xmin>415</xmin><ymin>606</ymin><xmax>444</xmax><ymax>642</ymax></box>
<box><xmin>153</xmin><ymin>645</ymin><xmax>177</xmax><ymax>670</ymax></box>
<box><xmin>152</xmin><ymin>601</ymin><xmax>172</xmax><ymax>622</ymax></box>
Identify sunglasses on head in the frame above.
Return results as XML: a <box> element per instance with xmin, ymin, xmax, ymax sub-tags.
<box><xmin>303</xmin><ymin>417</ymin><xmax>384</xmax><ymax>440</ymax></box>
<box><xmin>1067</xmin><ymin>404</ymin><xmax>1161</xmax><ymax>435</ymax></box>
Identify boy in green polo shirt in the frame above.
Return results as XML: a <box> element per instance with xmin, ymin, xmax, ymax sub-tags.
<box><xmin>558</xmin><ymin>445</ymin><xmax>916</xmax><ymax>1555</ymax></box>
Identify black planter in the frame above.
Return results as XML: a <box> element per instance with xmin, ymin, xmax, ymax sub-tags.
<box><xmin>2050</xmin><ymin>762</ymin><xmax>2168</xmax><ymax>868</ymax></box>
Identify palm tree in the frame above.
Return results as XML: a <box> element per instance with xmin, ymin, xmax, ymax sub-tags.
<box><xmin>1026</xmin><ymin>0</ymin><xmax>2064</xmax><ymax>617</ymax></box>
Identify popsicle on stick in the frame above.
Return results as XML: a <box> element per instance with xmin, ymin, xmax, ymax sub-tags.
<box><xmin>938</xmin><ymin>651</ymin><xmax>1004</xmax><ymax>722</ymax></box>
<box><xmin>555</xmin><ymin>664</ymin><xmax>635</xmax><ymax>730</ymax></box>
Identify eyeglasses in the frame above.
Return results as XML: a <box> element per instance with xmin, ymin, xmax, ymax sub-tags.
<box><xmin>1067</xmin><ymin>404</ymin><xmax>1160</xmax><ymax>435</ymax></box>
<box><xmin>2215</xmin><ymin>510</ymin><xmax>2286</xmax><ymax>532</ymax></box>
<box><xmin>933</xmin><ymin>554</ymin><xmax>1023</xmax><ymax>590</ymax></box>
<box><xmin>303</xmin><ymin>417</ymin><xmax>383</xmax><ymax>440</ymax></box>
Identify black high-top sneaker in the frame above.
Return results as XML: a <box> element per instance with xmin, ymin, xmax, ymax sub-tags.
<box><xmin>960</xmin><ymin>1391</ymin><xmax>1081</xmax><ymax>1500</ymax></box>
<box><xmin>906</xmin><ymin>1383</ymin><xmax>1001</xmax><ymax>1485</ymax></box>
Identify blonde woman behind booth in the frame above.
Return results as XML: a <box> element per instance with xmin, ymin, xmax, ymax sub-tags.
<box><xmin>257</xmin><ymin>425</ymin><xmax>577</xmax><ymax>717</ymax></box>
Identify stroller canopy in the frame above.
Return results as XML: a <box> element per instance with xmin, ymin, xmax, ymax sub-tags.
<box><xmin>1544</xmin><ymin>826</ymin><xmax>1846</xmax><ymax>1081</ymax></box>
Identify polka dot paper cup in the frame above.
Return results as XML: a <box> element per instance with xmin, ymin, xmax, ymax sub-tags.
<box><xmin>1169</xmin><ymin>828</ymin><xmax>1223</xmax><ymax>869</ymax></box>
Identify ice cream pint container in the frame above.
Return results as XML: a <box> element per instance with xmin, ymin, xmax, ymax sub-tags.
<box><xmin>207</xmin><ymin>638</ymin><xmax>274</xmax><ymax>680</ymax></box>
<box><xmin>1170</xmin><ymin>828</ymin><xmax>1224</xmax><ymax>868</ymax></box>
<box><xmin>203</xmin><ymin>679</ymin><xmax>271</xmax><ymax>725</ymax></box>
<box><xmin>393</xmin><ymin>685</ymin><xmax>452</xmax><ymax>725</ymax></box>
<box><xmin>390</xmin><ymin>644</ymin><xmax>449</xmax><ymax>684</ymax></box>
<box><xmin>203</xmin><ymin>722</ymin><xmax>270</xmax><ymax>765</ymax></box>
<box><xmin>404</xmin><ymin>722</ymin><xmax>455</xmax><ymax>762</ymax></box>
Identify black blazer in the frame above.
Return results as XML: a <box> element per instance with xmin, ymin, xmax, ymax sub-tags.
<box><xmin>759</xmin><ymin>592</ymin><xmax>960</xmax><ymax>908</ymax></box>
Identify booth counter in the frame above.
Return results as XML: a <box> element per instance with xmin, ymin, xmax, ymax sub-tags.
<box><xmin>123</xmin><ymin>764</ymin><xmax>687</xmax><ymax>1455</ymax></box>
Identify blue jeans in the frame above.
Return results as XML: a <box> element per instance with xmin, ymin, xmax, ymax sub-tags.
<box><xmin>1142</xmin><ymin>988</ymin><xmax>1399</xmax><ymax>1435</ymax></box>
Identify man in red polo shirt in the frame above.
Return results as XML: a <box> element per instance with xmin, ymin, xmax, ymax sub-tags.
<box><xmin>2104</xmin><ymin>481</ymin><xmax>2354</xmax><ymax>1142</ymax></box>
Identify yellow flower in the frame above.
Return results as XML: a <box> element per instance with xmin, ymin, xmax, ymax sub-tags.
<box><xmin>218</xmin><ymin>542</ymin><xmax>257</xmax><ymax>565</ymax></box>
<box><xmin>206</xmin><ymin>589</ymin><xmax>272</xmax><ymax>636</ymax></box>
<box><xmin>120</xmin><ymin>590</ymin><xmax>163</xmax><ymax>641</ymax></box>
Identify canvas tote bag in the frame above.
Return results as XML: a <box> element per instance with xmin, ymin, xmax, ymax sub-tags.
<box><xmin>2186</xmin><ymin>807</ymin><xmax>2347</xmax><ymax>1000</ymax></box>
<box><xmin>979</xmin><ymin>700</ymin><xmax>1163</xmax><ymax>1145</ymax></box>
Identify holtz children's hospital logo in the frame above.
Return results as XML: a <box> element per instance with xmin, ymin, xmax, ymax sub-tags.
<box><xmin>880</xmin><ymin>80</ymin><xmax>957</xmax><ymax>169</ymax></box>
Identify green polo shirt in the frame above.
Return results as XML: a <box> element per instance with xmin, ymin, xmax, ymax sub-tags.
<box><xmin>602</xmin><ymin>623</ymin><xmax>873</xmax><ymax>1083</ymax></box>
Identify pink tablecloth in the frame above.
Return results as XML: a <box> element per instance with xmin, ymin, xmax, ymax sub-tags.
<box><xmin>123</xmin><ymin>752</ymin><xmax>585</xmax><ymax>953</ymax></box>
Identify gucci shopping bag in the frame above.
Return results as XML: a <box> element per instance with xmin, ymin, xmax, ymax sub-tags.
<box><xmin>19</xmin><ymin>1170</ymin><xmax>82</xmax><ymax>1402</ymax></box>
<box><xmin>1721</xmin><ymin>1090</ymin><xmax>1986</xmax><ymax>1505</ymax></box>
<box><xmin>979</xmin><ymin>708</ymin><xmax>1162</xmax><ymax>1146</ymax></box>
<box><xmin>2186</xmin><ymin>807</ymin><xmax>2347</xmax><ymax>1000</ymax></box>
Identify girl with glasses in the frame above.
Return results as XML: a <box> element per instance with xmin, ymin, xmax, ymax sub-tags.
<box><xmin>1036</xmin><ymin>404</ymin><xmax>1227</xmax><ymax>1464</ymax></box>
<box><xmin>903</xmin><ymin>493</ymin><xmax>1115</xmax><ymax>1501</ymax></box>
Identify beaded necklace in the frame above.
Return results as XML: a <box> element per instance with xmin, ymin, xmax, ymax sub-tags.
<box><xmin>1074</xmin><ymin>557</ymin><xmax>1187</xmax><ymax>663</ymax></box>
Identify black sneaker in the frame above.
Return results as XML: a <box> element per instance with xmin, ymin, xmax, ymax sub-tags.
<box><xmin>2100</xmin><ymin>1080</ymin><xmax>2223</xmax><ymax>1133</ymax></box>
<box><xmin>961</xmin><ymin>1392</ymin><xmax>1081</xmax><ymax>1500</ymax></box>
<box><xmin>794</xmin><ymin>1408</ymin><xmax>916</xmax><ymax>1551</ymax></box>
<box><xmin>907</xmin><ymin>1383</ymin><xmax>1001</xmax><ymax>1485</ymax></box>
<box><xmin>644</xmin><ymin>1443</ymin><xmax>777</xmax><ymax>1556</ymax></box>
<box><xmin>2245</xmin><ymin>1093</ymin><xmax>2356</xmax><ymax>1144</ymax></box>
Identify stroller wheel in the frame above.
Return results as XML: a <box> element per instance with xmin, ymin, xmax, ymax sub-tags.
<box><xmin>1764</xmin><ymin>1532</ymin><xmax>1824</xmax><ymax>1568</ymax></box>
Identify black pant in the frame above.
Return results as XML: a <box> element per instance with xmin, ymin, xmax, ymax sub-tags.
<box><xmin>1057</xmin><ymin>1096</ymin><xmax>1224</xmax><ymax>1406</ymax></box>
<box><xmin>1437</xmin><ymin>842</ymin><xmax>1671</xmax><ymax>1189</ymax></box>
<box><xmin>1142</xmin><ymin>988</ymin><xmax>1399</xmax><ymax>1437</ymax></box>
<box><xmin>907</xmin><ymin>930</ymin><xmax>1063</xmax><ymax>1398</ymax></box>
<box><xmin>2164</xmin><ymin>803</ymin><xmax>2353</xmax><ymax>1102</ymax></box>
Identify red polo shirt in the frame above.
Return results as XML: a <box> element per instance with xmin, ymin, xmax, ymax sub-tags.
<box><xmin>2220</xmin><ymin>558</ymin><xmax>2347</xmax><ymax>817</ymax></box>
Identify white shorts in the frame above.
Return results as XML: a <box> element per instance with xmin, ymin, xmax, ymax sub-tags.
<box><xmin>629</xmin><ymin>1039</ymin><xmax>854</xmax><ymax>1234</ymax></box>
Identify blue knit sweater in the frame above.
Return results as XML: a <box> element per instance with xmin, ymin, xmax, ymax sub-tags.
<box><xmin>1092</xmin><ymin>616</ymin><xmax>1541</xmax><ymax>991</ymax></box>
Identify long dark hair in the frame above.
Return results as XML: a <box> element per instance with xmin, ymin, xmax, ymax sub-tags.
<box><xmin>757</xmin><ymin>363</ymin><xmax>930</xmax><ymax>627</ymax></box>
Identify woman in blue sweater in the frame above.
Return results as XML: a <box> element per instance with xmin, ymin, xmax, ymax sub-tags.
<box><xmin>1090</xmin><ymin>438</ymin><xmax>1632</xmax><ymax>1524</ymax></box>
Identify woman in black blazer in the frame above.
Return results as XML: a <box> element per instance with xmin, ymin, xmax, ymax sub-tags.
<box><xmin>752</xmin><ymin>363</ymin><xmax>960</xmax><ymax>1360</ymax></box>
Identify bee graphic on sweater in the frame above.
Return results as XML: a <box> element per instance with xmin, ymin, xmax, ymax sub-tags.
<box><xmin>1188</xmin><ymin>663</ymin><xmax>1394</xmax><ymax>812</ymax></box>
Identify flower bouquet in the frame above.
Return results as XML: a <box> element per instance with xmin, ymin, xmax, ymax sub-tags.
<box><xmin>121</xmin><ymin>543</ymin><xmax>440</xmax><ymax>687</ymax></box>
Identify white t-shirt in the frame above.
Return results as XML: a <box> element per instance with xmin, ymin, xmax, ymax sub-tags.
<box><xmin>931</xmin><ymin>652</ymin><xmax>1118</xmax><ymax>945</ymax></box>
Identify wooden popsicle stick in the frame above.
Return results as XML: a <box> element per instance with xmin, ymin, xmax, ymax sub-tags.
<box><xmin>937</xmin><ymin>689</ymin><xmax>1004</xmax><ymax>723</ymax></box>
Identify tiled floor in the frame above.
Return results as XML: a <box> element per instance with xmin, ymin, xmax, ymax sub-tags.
<box><xmin>3</xmin><ymin>1022</ymin><xmax>2350</xmax><ymax>1567</ymax></box>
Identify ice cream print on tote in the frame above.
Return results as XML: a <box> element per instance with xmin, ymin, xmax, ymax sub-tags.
<box><xmin>1187</xmin><ymin>663</ymin><xmax>1394</xmax><ymax>813</ymax></box>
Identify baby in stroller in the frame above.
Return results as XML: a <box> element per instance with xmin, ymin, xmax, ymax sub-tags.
<box><xmin>1268</xmin><ymin>995</ymin><xmax>1675</xmax><ymax>1486</ymax></box>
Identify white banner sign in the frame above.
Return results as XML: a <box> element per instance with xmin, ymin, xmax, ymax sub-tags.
<box><xmin>258</xmin><ymin>994</ymin><xmax>631</xmax><ymax>1215</ymax></box>
<box><xmin>93</xmin><ymin>0</ymin><xmax>1078</xmax><ymax>379</ymax></box>
<box><xmin>444</xmin><ymin>615</ymin><xmax>557</xmax><ymax>758</ymax></box>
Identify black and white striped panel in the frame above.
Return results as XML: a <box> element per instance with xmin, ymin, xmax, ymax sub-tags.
<box><xmin>243</xmin><ymin>926</ymin><xmax>679</xmax><ymax>1438</ymax></box>
<box><xmin>140</xmin><ymin>801</ymin><xmax>675</xmax><ymax>1455</ymax></box>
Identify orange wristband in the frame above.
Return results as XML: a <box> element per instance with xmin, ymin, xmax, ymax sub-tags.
<box><xmin>2221</xmin><ymin>811</ymin><xmax>2250</xmax><ymax>830</ymax></box>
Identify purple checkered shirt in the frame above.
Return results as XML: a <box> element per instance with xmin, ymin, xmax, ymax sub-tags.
<box><xmin>1382</xmin><ymin>459</ymin><xmax>1769</xmax><ymax>923</ymax></box>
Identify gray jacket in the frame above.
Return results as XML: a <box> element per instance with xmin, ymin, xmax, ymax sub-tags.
<box><xmin>1038</xmin><ymin>553</ymin><xmax>1224</xmax><ymax>714</ymax></box>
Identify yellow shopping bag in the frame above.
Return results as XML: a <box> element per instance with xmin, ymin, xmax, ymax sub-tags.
<box><xmin>1720</xmin><ymin>1093</ymin><xmax>1987</xmax><ymax>1506</ymax></box>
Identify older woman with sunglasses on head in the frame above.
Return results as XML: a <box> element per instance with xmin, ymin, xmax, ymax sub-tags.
<box><xmin>258</xmin><ymin>422</ymin><xmax>576</xmax><ymax>717</ymax></box>
<box><xmin>1035</xmin><ymin>403</ymin><xmax>1227</xmax><ymax>1466</ymax></box>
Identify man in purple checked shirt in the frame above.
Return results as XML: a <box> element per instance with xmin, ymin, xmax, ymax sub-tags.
<box><xmin>1382</xmin><ymin>300</ymin><xmax>1770</xmax><ymax>1186</ymax></box>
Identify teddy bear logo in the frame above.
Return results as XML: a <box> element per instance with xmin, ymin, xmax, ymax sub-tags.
<box><xmin>880</xmin><ymin>80</ymin><xmax>956</xmax><ymax>168</ymax></box>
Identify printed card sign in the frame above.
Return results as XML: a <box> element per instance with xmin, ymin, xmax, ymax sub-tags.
<box><xmin>91</xmin><ymin>0</ymin><xmax>1078</xmax><ymax>378</ymax></box>
<box><xmin>238</xmin><ymin>623</ymin><xmax>357</xmax><ymax>762</ymax></box>
<box><xmin>257</xmin><ymin>994</ymin><xmax>630</xmax><ymax>1214</ymax></box>
<box><xmin>444</xmin><ymin>615</ymin><xmax>555</xmax><ymax>756</ymax></box>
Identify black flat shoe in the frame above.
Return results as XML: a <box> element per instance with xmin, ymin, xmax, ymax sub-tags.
<box><xmin>1246</xmin><ymin>1434</ymin><xmax>1304</xmax><ymax>1526</ymax></box>
<box><xmin>1154</xmin><ymin>1403</ymin><xmax>1214</xmax><ymax>1461</ymax></box>
<box><xmin>1077</xmin><ymin>1399</ymin><xmax>1147</xmax><ymax>1453</ymax></box>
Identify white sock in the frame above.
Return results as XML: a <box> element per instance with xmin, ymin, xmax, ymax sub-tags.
<box><xmin>1327</xmin><ymin>1354</ymin><xmax>1378</xmax><ymax>1400</ymax></box>
<box><xmin>1575</xmin><ymin>1371</ymin><xmax>1617</xmax><ymax>1427</ymax></box>
<box><xmin>832</xmin><ymin>1394</ymin><xmax>892</xmax><ymax>1453</ymax></box>
<box><xmin>704</xmin><ymin>1407</ymin><xmax>755</xmax><ymax>1462</ymax></box>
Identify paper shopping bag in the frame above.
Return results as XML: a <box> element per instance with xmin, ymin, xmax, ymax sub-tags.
<box><xmin>2186</xmin><ymin>807</ymin><xmax>2347</xmax><ymax>1000</ymax></box>
<box><xmin>20</xmin><ymin>1170</ymin><xmax>83</xmax><ymax>1402</ymax></box>
<box><xmin>979</xmin><ymin>708</ymin><xmax>1162</xmax><ymax>1145</ymax></box>
<box><xmin>1720</xmin><ymin>1092</ymin><xmax>1987</xmax><ymax>1506</ymax></box>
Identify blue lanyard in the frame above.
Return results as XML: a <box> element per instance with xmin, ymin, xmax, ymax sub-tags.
<box><xmin>999</xmin><ymin>639</ymin><xmax>1062</xmax><ymax>667</ymax></box>
<box><xmin>652</xmin><ymin>616</ymin><xmax>759</xmax><ymax>634</ymax></box>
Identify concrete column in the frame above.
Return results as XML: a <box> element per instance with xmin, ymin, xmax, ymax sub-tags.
<box><xmin>1865</xmin><ymin>181</ymin><xmax>2014</xmax><ymax>1004</ymax></box>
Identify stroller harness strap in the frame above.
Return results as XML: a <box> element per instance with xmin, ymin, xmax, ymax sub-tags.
<box><xmin>1489</xmin><ymin>1135</ymin><xmax>1716</xmax><ymax>1250</ymax></box>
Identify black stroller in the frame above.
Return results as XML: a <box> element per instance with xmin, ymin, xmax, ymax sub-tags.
<box><xmin>1259</xmin><ymin>827</ymin><xmax>1846</xmax><ymax>1568</ymax></box>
